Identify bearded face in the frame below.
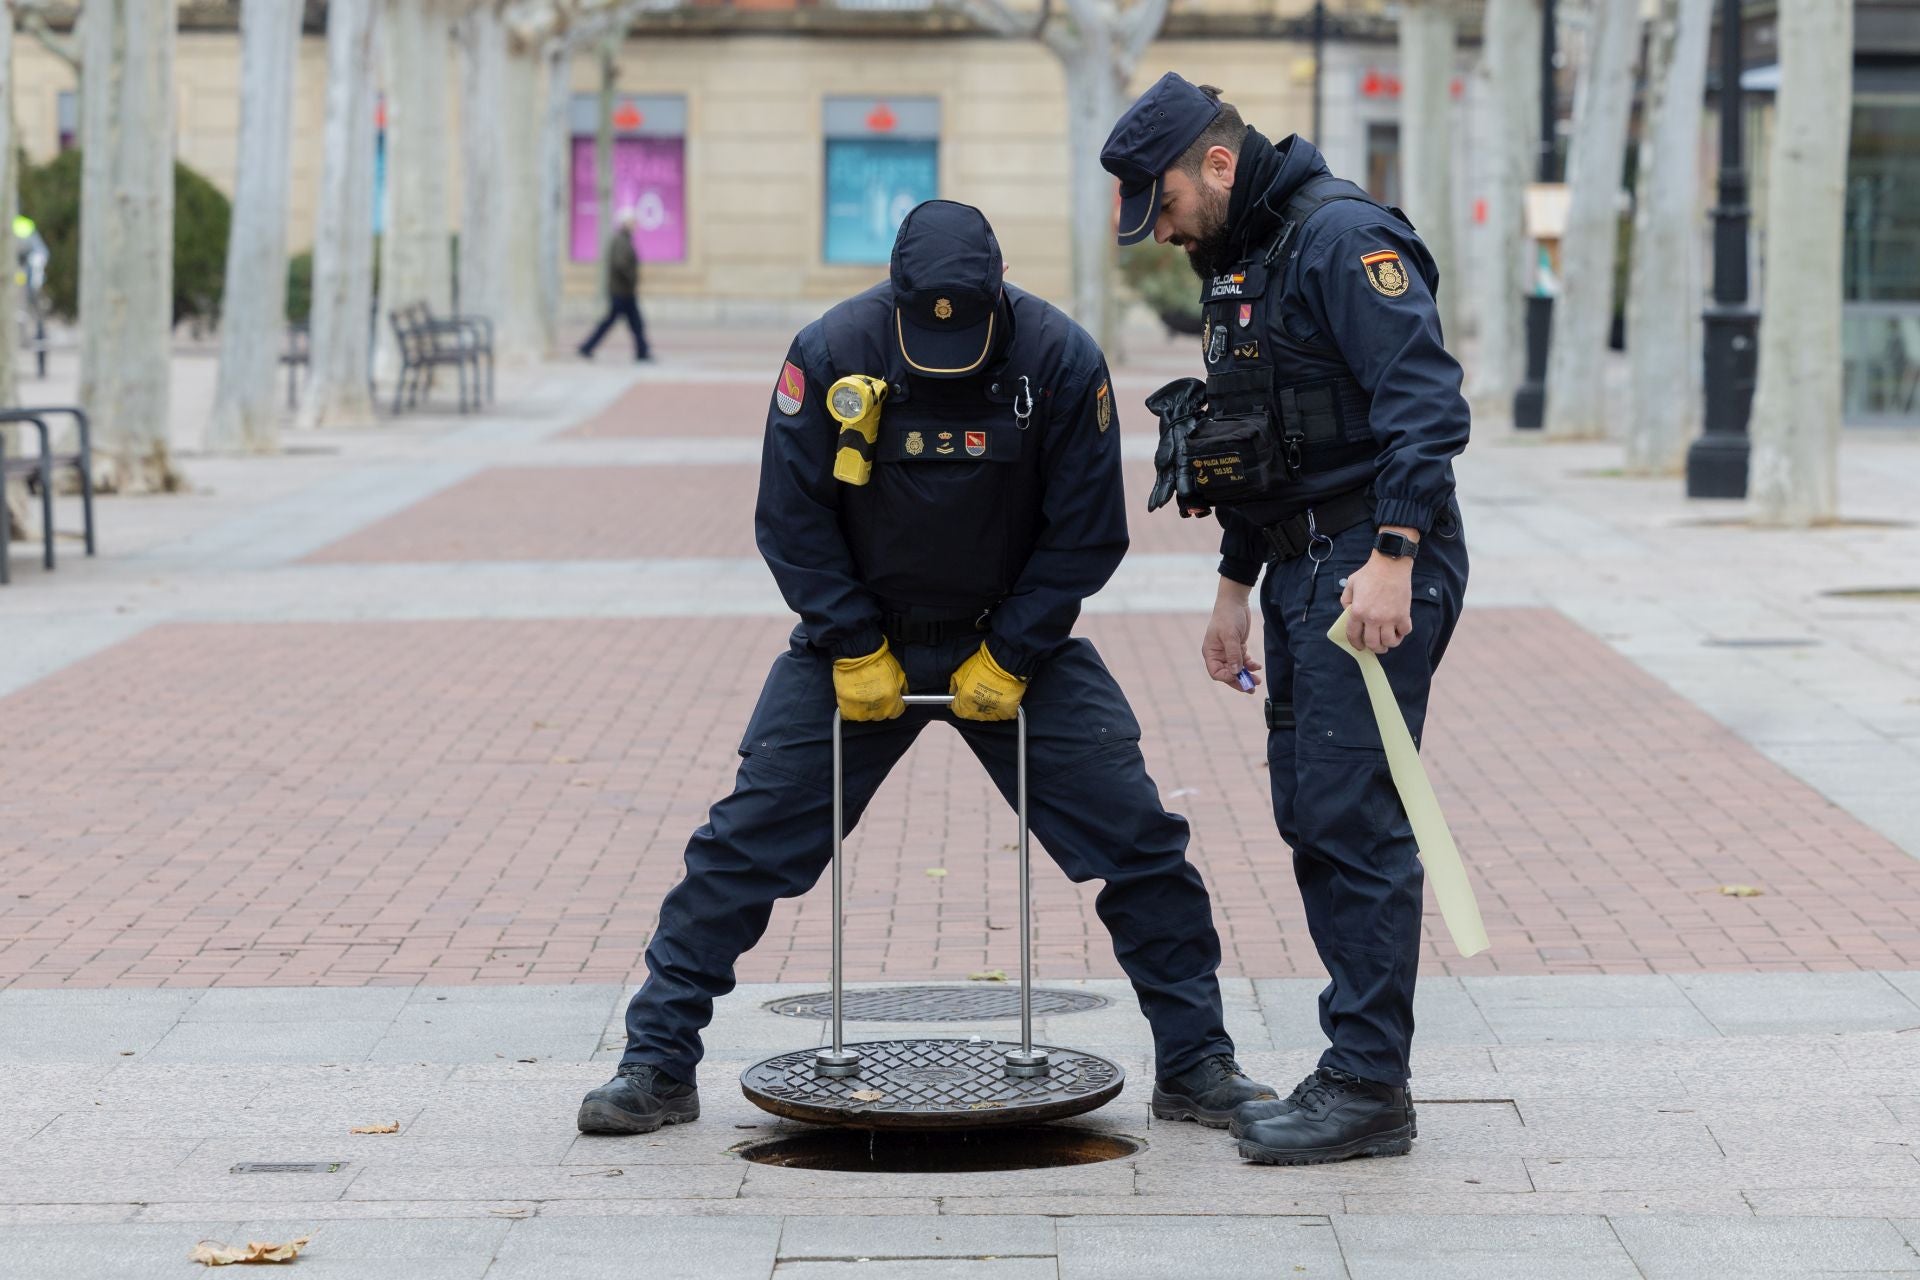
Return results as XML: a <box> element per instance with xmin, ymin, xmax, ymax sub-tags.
<box><xmin>1170</xmin><ymin>175</ymin><xmax>1236</xmax><ymax>281</ymax></box>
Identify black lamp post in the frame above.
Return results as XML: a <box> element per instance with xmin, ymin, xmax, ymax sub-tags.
<box><xmin>1512</xmin><ymin>0</ymin><xmax>1557</xmax><ymax>430</ymax></box>
<box><xmin>1686</xmin><ymin>0</ymin><xmax>1759</xmax><ymax>497</ymax></box>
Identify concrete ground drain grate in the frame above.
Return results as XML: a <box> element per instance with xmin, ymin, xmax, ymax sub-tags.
<box><xmin>762</xmin><ymin>985</ymin><xmax>1110</xmax><ymax>1022</ymax></box>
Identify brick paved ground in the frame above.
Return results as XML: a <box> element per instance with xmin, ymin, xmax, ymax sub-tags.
<box><xmin>5</xmin><ymin>599</ymin><xmax>1917</xmax><ymax>989</ymax></box>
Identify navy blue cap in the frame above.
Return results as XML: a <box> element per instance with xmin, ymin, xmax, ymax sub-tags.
<box><xmin>1100</xmin><ymin>72</ymin><xmax>1224</xmax><ymax>246</ymax></box>
<box><xmin>890</xmin><ymin>200</ymin><xmax>1003</xmax><ymax>378</ymax></box>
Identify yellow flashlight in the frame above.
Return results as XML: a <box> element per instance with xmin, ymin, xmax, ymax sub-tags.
<box><xmin>828</xmin><ymin>374</ymin><xmax>888</xmax><ymax>485</ymax></box>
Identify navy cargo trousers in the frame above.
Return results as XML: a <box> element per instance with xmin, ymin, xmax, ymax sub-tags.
<box><xmin>1259</xmin><ymin>503</ymin><xmax>1469</xmax><ymax>1087</ymax></box>
<box><xmin>621</xmin><ymin>630</ymin><xmax>1236</xmax><ymax>1083</ymax></box>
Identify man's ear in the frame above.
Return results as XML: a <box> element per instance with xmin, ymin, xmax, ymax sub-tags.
<box><xmin>1209</xmin><ymin>144</ymin><xmax>1237</xmax><ymax>190</ymax></box>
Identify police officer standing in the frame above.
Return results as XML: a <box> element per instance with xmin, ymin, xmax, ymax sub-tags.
<box><xmin>578</xmin><ymin>200</ymin><xmax>1275</xmax><ymax>1136</ymax></box>
<box><xmin>1102</xmin><ymin>75</ymin><xmax>1471</xmax><ymax>1166</ymax></box>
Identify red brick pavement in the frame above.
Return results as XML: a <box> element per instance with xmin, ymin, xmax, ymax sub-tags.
<box><xmin>4</xmin><ymin>609</ymin><xmax>1918</xmax><ymax>990</ymax></box>
<box><xmin>302</xmin><ymin>462</ymin><xmax>1226</xmax><ymax>565</ymax></box>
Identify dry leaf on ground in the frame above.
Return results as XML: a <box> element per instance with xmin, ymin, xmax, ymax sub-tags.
<box><xmin>925</xmin><ymin>867</ymin><xmax>948</xmax><ymax>878</ymax></box>
<box><xmin>849</xmin><ymin>1089</ymin><xmax>885</xmax><ymax>1102</ymax></box>
<box><xmin>967</xmin><ymin>970</ymin><xmax>1007</xmax><ymax>982</ymax></box>
<box><xmin>348</xmin><ymin>1121</ymin><xmax>400</xmax><ymax>1134</ymax></box>
<box><xmin>189</xmin><ymin>1235</ymin><xmax>312</xmax><ymax>1266</ymax></box>
<box><xmin>1717</xmin><ymin>884</ymin><xmax>1764</xmax><ymax>897</ymax></box>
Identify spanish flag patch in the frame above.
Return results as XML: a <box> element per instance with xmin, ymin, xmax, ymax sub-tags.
<box><xmin>1361</xmin><ymin>250</ymin><xmax>1410</xmax><ymax>298</ymax></box>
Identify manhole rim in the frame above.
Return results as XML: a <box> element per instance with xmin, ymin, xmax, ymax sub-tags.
<box><xmin>730</xmin><ymin>1123</ymin><xmax>1146</xmax><ymax>1171</ymax></box>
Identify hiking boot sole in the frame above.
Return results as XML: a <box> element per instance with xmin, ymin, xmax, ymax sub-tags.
<box><xmin>1151</xmin><ymin>1087</ymin><xmax>1274</xmax><ymax>1131</ymax></box>
<box><xmin>575</xmin><ymin>1094</ymin><xmax>700</xmax><ymax>1136</ymax></box>
<box><xmin>1236</xmin><ymin>1121</ymin><xmax>1416</xmax><ymax>1166</ymax></box>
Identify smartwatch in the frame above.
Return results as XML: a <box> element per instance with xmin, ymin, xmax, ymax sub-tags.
<box><xmin>1373</xmin><ymin>531</ymin><xmax>1420</xmax><ymax>560</ymax></box>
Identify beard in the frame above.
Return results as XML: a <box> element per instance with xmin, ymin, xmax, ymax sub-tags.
<box><xmin>1178</xmin><ymin>180</ymin><xmax>1236</xmax><ymax>281</ymax></box>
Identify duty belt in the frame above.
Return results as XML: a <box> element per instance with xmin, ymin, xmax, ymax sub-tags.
<box><xmin>1258</xmin><ymin>488</ymin><xmax>1375</xmax><ymax>562</ymax></box>
<box><xmin>880</xmin><ymin>608</ymin><xmax>992</xmax><ymax>646</ymax></box>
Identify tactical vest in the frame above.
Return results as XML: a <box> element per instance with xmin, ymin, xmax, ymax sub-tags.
<box><xmin>1196</xmin><ymin>175</ymin><xmax>1417</xmax><ymax>505</ymax></box>
<box><xmin>818</xmin><ymin>287</ymin><xmax>1057</xmax><ymax>616</ymax></box>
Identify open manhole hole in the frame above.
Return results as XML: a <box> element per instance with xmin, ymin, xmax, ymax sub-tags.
<box><xmin>736</xmin><ymin>1125</ymin><xmax>1139</xmax><ymax>1173</ymax></box>
<box><xmin>763</xmin><ymin>985</ymin><xmax>1110</xmax><ymax>1021</ymax></box>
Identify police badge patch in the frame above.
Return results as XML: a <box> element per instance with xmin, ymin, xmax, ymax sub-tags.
<box><xmin>1095</xmin><ymin>381</ymin><xmax>1113</xmax><ymax>432</ymax></box>
<box><xmin>965</xmin><ymin>430</ymin><xmax>986</xmax><ymax>457</ymax></box>
<box><xmin>775</xmin><ymin>360</ymin><xmax>806</xmax><ymax>414</ymax></box>
<box><xmin>906</xmin><ymin>431</ymin><xmax>924</xmax><ymax>456</ymax></box>
<box><xmin>1206</xmin><ymin>323</ymin><xmax>1227</xmax><ymax>365</ymax></box>
<box><xmin>1362</xmin><ymin>250</ymin><xmax>1410</xmax><ymax>298</ymax></box>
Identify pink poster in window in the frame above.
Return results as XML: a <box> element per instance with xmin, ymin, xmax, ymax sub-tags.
<box><xmin>570</xmin><ymin>136</ymin><xmax>686</xmax><ymax>263</ymax></box>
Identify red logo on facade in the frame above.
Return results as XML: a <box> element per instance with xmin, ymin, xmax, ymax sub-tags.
<box><xmin>614</xmin><ymin>102</ymin><xmax>644</xmax><ymax>130</ymax></box>
<box><xmin>866</xmin><ymin>103</ymin><xmax>897</xmax><ymax>133</ymax></box>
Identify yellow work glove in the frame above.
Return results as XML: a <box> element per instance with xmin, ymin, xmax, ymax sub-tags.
<box><xmin>949</xmin><ymin>643</ymin><xmax>1027</xmax><ymax>722</ymax></box>
<box><xmin>832</xmin><ymin>640</ymin><xmax>907</xmax><ymax>721</ymax></box>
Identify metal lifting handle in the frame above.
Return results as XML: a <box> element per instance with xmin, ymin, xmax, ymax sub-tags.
<box><xmin>814</xmin><ymin>695</ymin><xmax>1049</xmax><ymax>1080</ymax></box>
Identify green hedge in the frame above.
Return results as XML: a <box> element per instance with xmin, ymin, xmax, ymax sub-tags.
<box><xmin>17</xmin><ymin>148</ymin><xmax>232</xmax><ymax>329</ymax></box>
<box><xmin>1119</xmin><ymin>240</ymin><xmax>1204</xmax><ymax>336</ymax></box>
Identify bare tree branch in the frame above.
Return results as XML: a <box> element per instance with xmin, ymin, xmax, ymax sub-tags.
<box><xmin>18</xmin><ymin>0</ymin><xmax>81</xmax><ymax>74</ymax></box>
<box><xmin>1118</xmin><ymin>0</ymin><xmax>1169</xmax><ymax>70</ymax></box>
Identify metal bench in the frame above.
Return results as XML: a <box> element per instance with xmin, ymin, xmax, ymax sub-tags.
<box><xmin>0</xmin><ymin>405</ymin><xmax>94</xmax><ymax>585</ymax></box>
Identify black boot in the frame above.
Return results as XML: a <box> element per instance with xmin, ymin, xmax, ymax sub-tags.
<box><xmin>576</xmin><ymin>1063</ymin><xmax>700</xmax><ymax>1135</ymax></box>
<box><xmin>1235</xmin><ymin>1067</ymin><xmax>1416</xmax><ymax>1165</ymax></box>
<box><xmin>1227</xmin><ymin>1070</ymin><xmax>1321</xmax><ymax>1138</ymax></box>
<box><xmin>1150</xmin><ymin>1054</ymin><xmax>1278</xmax><ymax>1129</ymax></box>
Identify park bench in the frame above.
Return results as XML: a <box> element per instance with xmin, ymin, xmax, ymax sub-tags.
<box><xmin>0</xmin><ymin>404</ymin><xmax>95</xmax><ymax>585</ymax></box>
<box><xmin>388</xmin><ymin>302</ymin><xmax>494</xmax><ymax>415</ymax></box>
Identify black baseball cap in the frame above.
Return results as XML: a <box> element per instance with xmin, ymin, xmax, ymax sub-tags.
<box><xmin>1100</xmin><ymin>72</ymin><xmax>1224</xmax><ymax>246</ymax></box>
<box><xmin>890</xmin><ymin>200</ymin><xmax>1003</xmax><ymax>378</ymax></box>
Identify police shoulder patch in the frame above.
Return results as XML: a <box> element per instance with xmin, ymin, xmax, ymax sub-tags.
<box><xmin>775</xmin><ymin>360</ymin><xmax>806</xmax><ymax>415</ymax></box>
<box><xmin>1361</xmin><ymin>250</ymin><xmax>1410</xmax><ymax>298</ymax></box>
<box><xmin>1095</xmin><ymin>381</ymin><xmax>1112</xmax><ymax>433</ymax></box>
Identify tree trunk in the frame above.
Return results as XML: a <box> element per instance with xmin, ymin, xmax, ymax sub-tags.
<box><xmin>1542</xmin><ymin>0</ymin><xmax>1641</xmax><ymax>439</ymax></box>
<box><xmin>206</xmin><ymin>0</ymin><xmax>300</xmax><ymax>454</ymax></box>
<box><xmin>1</xmin><ymin>8</ymin><xmax>26</xmax><ymax>543</ymax></box>
<box><xmin>457</xmin><ymin>4</ymin><xmax>508</xmax><ymax>353</ymax></box>
<box><xmin>1469</xmin><ymin>0</ymin><xmax>1540</xmax><ymax>406</ymax></box>
<box><xmin>1399</xmin><ymin>0</ymin><xmax>1461</xmax><ymax>345</ymax></box>
<box><xmin>595</xmin><ymin>32</ymin><xmax>616</xmax><ymax>274</ymax></box>
<box><xmin>1748</xmin><ymin>0</ymin><xmax>1852</xmax><ymax>526</ymax></box>
<box><xmin>1624</xmin><ymin>0</ymin><xmax>1710</xmax><ymax>474</ymax></box>
<box><xmin>1060</xmin><ymin>45</ymin><xmax>1123</xmax><ymax>356</ymax></box>
<box><xmin>375</xmin><ymin>0</ymin><xmax>453</xmax><ymax>382</ymax></box>
<box><xmin>492</xmin><ymin>42</ymin><xmax>546</xmax><ymax>361</ymax></box>
<box><xmin>301</xmin><ymin>0</ymin><xmax>379</xmax><ymax>428</ymax></box>
<box><xmin>78</xmin><ymin>0</ymin><xmax>179</xmax><ymax>492</ymax></box>
<box><xmin>537</xmin><ymin>38</ymin><xmax>572</xmax><ymax>355</ymax></box>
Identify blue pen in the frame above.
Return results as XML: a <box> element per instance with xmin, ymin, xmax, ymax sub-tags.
<box><xmin>1235</xmin><ymin>667</ymin><xmax>1256</xmax><ymax>693</ymax></box>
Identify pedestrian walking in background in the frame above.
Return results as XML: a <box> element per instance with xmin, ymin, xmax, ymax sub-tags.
<box><xmin>579</xmin><ymin>209</ymin><xmax>651</xmax><ymax>362</ymax></box>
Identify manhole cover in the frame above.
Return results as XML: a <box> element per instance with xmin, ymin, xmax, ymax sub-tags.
<box><xmin>741</xmin><ymin>1038</ymin><xmax>1124</xmax><ymax>1130</ymax></box>
<box><xmin>763</xmin><ymin>985</ymin><xmax>1110</xmax><ymax>1022</ymax></box>
<box><xmin>736</xmin><ymin>1125</ymin><xmax>1139</xmax><ymax>1172</ymax></box>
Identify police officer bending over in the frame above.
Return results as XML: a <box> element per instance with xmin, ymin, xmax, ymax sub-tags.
<box><xmin>578</xmin><ymin>200</ymin><xmax>1275</xmax><ymax>1136</ymax></box>
<box><xmin>1103</xmin><ymin>75</ymin><xmax>1471</xmax><ymax>1166</ymax></box>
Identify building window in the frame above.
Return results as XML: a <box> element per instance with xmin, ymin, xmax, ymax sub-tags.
<box><xmin>569</xmin><ymin>94</ymin><xmax>688</xmax><ymax>264</ymax></box>
<box><xmin>1843</xmin><ymin>95</ymin><xmax>1920</xmax><ymax>422</ymax></box>
<box><xmin>1364</xmin><ymin>122</ymin><xmax>1401</xmax><ymax>208</ymax></box>
<box><xmin>822</xmin><ymin>97</ymin><xmax>940</xmax><ymax>266</ymax></box>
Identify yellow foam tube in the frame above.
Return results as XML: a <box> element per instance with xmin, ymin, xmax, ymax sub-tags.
<box><xmin>1327</xmin><ymin>609</ymin><xmax>1489</xmax><ymax>958</ymax></box>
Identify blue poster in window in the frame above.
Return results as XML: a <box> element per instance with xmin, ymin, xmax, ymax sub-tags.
<box><xmin>824</xmin><ymin>139</ymin><xmax>938</xmax><ymax>265</ymax></box>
